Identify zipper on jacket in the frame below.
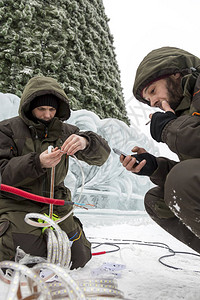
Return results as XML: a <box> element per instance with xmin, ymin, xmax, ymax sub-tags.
<box><xmin>44</xmin><ymin>127</ymin><xmax>48</xmax><ymax>138</ymax></box>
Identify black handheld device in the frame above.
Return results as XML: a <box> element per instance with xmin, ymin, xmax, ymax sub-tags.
<box><xmin>113</xmin><ymin>148</ymin><xmax>140</xmax><ymax>165</ymax></box>
<box><xmin>113</xmin><ymin>148</ymin><xmax>129</xmax><ymax>157</ymax></box>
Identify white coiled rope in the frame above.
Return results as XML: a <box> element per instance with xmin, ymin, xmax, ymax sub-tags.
<box><xmin>0</xmin><ymin>261</ymin><xmax>52</xmax><ymax>300</ymax></box>
<box><xmin>0</xmin><ymin>260</ymin><xmax>125</xmax><ymax>299</ymax></box>
<box><xmin>25</xmin><ymin>213</ymin><xmax>71</xmax><ymax>268</ymax></box>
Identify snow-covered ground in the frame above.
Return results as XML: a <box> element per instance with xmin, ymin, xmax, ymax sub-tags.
<box><xmin>1</xmin><ymin>209</ymin><xmax>200</xmax><ymax>299</ymax></box>
<box><xmin>77</xmin><ymin>209</ymin><xmax>200</xmax><ymax>299</ymax></box>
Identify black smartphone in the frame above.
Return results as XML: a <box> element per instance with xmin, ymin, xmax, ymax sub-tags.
<box><xmin>113</xmin><ymin>148</ymin><xmax>140</xmax><ymax>165</ymax></box>
<box><xmin>113</xmin><ymin>148</ymin><xmax>129</xmax><ymax>157</ymax></box>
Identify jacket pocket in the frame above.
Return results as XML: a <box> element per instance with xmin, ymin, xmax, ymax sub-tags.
<box><xmin>0</xmin><ymin>220</ymin><xmax>10</xmax><ymax>237</ymax></box>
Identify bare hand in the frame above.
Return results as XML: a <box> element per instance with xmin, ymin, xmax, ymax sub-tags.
<box><xmin>161</xmin><ymin>100</ymin><xmax>175</xmax><ymax>113</ymax></box>
<box><xmin>120</xmin><ymin>146</ymin><xmax>147</xmax><ymax>173</ymax></box>
<box><xmin>148</xmin><ymin>100</ymin><xmax>175</xmax><ymax>123</ymax></box>
<box><xmin>40</xmin><ymin>147</ymin><xmax>63</xmax><ymax>168</ymax></box>
<box><xmin>61</xmin><ymin>134</ymin><xmax>89</xmax><ymax>155</ymax></box>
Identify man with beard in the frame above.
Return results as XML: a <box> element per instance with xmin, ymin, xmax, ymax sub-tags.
<box><xmin>120</xmin><ymin>46</ymin><xmax>200</xmax><ymax>253</ymax></box>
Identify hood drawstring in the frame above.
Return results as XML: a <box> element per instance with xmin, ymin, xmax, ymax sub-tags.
<box><xmin>29</xmin><ymin>125</ymin><xmax>49</xmax><ymax>139</ymax></box>
<box><xmin>29</xmin><ymin>126</ymin><xmax>38</xmax><ymax>139</ymax></box>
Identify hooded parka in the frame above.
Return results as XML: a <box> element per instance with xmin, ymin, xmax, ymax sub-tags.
<box><xmin>0</xmin><ymin>76</ymin><xmax>111</xmax><ymax>267</ymax></box>
<box><xmin>133</xmin><ymin>47</ymin><xmax>200</xmax><ymax>254</ymax></box>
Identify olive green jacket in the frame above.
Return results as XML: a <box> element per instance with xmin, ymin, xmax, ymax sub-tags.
<box><xmin>0</xmin><ymin>76</ymin><xmax>110</xmax><ymax>216</ymax></box>
<box><xmin>133</xmin><ymin>47</ymin><xmax>200</xmax><ymax>187</ymax></box>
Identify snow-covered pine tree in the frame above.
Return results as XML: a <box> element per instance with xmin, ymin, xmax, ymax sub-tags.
<box><xmin>0</xmin><ymin>0</ymin><xmax>129</xmax><ymax>123</ymax></box>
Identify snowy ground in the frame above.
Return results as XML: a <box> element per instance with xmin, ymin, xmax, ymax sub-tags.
<box><xmin>77</xmin><ymin>209</ymin><xmax>200</xmax><ymax>300</ymax></box>
<box><xmin>1</xmin><ymin>209</ymin><xmax>200</xmax><ymax>299</ymax></box>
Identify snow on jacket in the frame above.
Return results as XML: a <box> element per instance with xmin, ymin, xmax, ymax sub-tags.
<box><xmin>0</xmin><ymin>76</ymin><xmax>111</xmax><ymax>215</ymax></box>
<box><xmin>133</xmin><ymin>47</ymin><xmax>200</xmax><ymax>187</ymax></box>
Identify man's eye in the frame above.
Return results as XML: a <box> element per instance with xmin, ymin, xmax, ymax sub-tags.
<box><xmin>150</xmin><ymin>89</ymin><xmax>155</xmax><ymax>94</ymax></box>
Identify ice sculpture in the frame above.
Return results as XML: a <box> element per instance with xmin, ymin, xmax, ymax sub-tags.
<box><xmin>66</xmin><ymin>110</ymin><xmax>159</xmax><ymax>210</ymax></box>
<box><xmin>0</xmin><ymin>93</ymin><xmax>160</xmax><ymax>210</ymax></box>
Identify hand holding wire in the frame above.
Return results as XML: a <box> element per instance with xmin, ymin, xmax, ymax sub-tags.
<box><xmin>61</xmin><ymin>134</ymin><xmax>89</xmax><ymax>155</ymax></box>
<box><xmin>39</xmin><ymin>147</ymin><xmax>63</xmax><ymax>168</ymax></box>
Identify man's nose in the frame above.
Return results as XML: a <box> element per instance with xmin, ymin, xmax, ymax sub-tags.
<box><xmin>44</xmin><ymin>110</ymin><xmax>51</xmax><ymax>118</ymax></box>
<box><xmin>149</xmin><ymin>97</ymin><xmax>158</xmax><ymax>107</ymax></box>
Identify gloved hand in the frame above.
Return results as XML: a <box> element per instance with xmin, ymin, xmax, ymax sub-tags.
<box><xmin>133</xmin><ymin>152</ymin><xmax>158</xmax><ymax>176</ymax></box>
<box><xmin>150</xmin><ymin>111</ymin><xmax>177</xmax><ymax>142</ymax></box>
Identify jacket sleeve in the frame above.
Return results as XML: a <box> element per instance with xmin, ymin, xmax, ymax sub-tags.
<box><xmin>0</xmin><ymin>130</ymin><xmax>46</xmax><ymax>187</ymax></box>
<box><xmin>150</xmin><ymin>157</ymin><xmax>178</xmax><ymax>187</ymax></box>
<box><xmin>161</xmin><ymin>114</ymin><xmax>200</xmax><ymax>160</ymax></box>
<box><xmin>75</xmin><ymin>131</ymin><xmax>111</xmax><ymax>166</ymax></box>
<box><xmin>62</xmin><ymin>123</ymin><xmax>111</xmax><ymax>165</ymax></box>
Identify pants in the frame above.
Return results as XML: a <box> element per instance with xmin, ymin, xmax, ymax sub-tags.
<box><xmin>0</xmin><ymin>211</ymin><xmax>91</xmax><ymax>269</ymax></box>
<box><xmin>145</xmin><ymin>159</ymin><xmax>200</xmax><ymax>253</ymax></box>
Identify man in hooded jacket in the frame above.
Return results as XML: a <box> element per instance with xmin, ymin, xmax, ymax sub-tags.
<box><xmin>0</xmin><ymin>76</ymin><xmax>111</xmax><ymax>269</ymax></box>
<box><xmin>120</xmin><ymin>46</ymin><xmax>200</xmax><ymax>253</ymax></box>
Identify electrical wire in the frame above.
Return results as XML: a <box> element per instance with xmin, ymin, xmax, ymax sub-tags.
<box><xmin>89</xmin><ymin>236</ymin><xmax>200</xmax><ymax>273</ymax></box>
<box><xmin>48</xmin><ymin>145</ymin><xmax>55</xmax><ymax>219</ymax></box>
<box><xmin>0</xmin><ymin>153</ymin><xmax>92</xmax><ymax>210</ymax></box>
<box><xmin>158</xmin><ymin>250</ymin><xmax>200</xmax><ymax>272</ymax></box>
<box><xmin>0</xmin><ymin>183</ymin><xmax>65</xmax><ymax>205</ymax></box>
<box><xmin>92</xmin><ymin>242</ymin><xmax>121</xmax><ymax>256</ymax></box>
<box><xmin>25</xmin><ymin>212</ymin><xmax>71</xmax><ymax>267</ymax></box>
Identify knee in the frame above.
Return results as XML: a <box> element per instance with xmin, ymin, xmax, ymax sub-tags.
<box><xmin>144</xmin><ymin>186</ymin><xmax>174</xmax><ymax>219</ymax></box>
<box><xmin>12</xmin><ymin>233</ymin><xmax>47</xmax><ymax>258</ymax></box>
<box><xmin>144</xmin><ymin>186</ymin><xmax>164</xmax><ymax>210</ymax></box>
<box><xmin>165</xmin><ymin>159</ymin><xmax>199</xmax><ymax>206</ymax></box>
<box><xmin>70</xmin><ymin>240</ymin><xmax>91</xmax><ymax>269</ymax></box>
<box><xmin>166</xmin><ymin>160</ymin><xmax>191</xmax><ymax>188</ymax></box>
<box><xmin>166</xmin><ymin>159</ymin><xmax>200</xmax><ymax>186</ymax></box>
<box><xmin>68</xmin><ymin>224</ymin><xmax>92</xmax><ymax>270</ymax></box>
<box><xmin>144</xmin><ymin>188</ymin><xmax>155</xmax><ymax>213</ymax></box>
